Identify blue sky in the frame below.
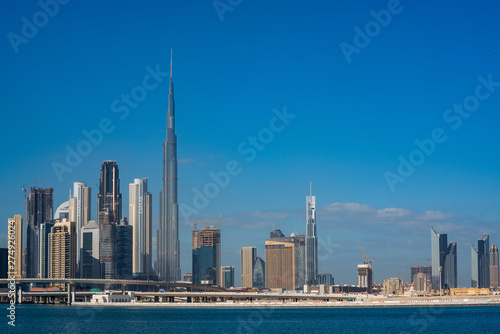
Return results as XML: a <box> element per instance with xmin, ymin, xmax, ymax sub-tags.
<box><xmin>1</xmin><ymin>0</ymin><xmax>500</xmax><ymax>286</ymax></box>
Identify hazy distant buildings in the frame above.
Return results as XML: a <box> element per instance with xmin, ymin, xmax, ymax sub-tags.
<box><xmin>444</xmin><ymin>242</ymin><xmax>457</xmax><ymax>289</ymax></box>
<box><xmin>26</xmin><ymin>187</ymin><xmax>53</xmax><ymax>278</ymax></box>
<box><xmin>97</xmin><ymin>161</ymin><xmax>122</xmax><ymax>222</ymax></box>
<box><xmin>80</xmin><ymin>220</ymin><xmax>101</xmax><ymax>279</ymax></box>
<box><xmin>265</xmin><ymin>230</ymin><xmax>305</xmax><ymax>290</ymax></box>
<box><xmin>383</xmin><ymin>277</ymin><xmax>404</xmax><ymax>295</ymax></box>
<box><xmin>158</xmin><ymin>55</ymin><xmax>181</xmax><ymax>282</ymax></box>
<box><xmin>129</xmin><ymin>178</ymin><xmax>153</xmax><ymax>278</ymax></box>
<box><xmin>490</xmin><ymin>244</ymin><xmax>499</xmax><ymax>290</ymax></box>
<box><xmin>192</xmin><ymin>226</ymin><xmax>221</xmax><ymax>285</ymax></box>
<box><xmin>253</xmin><ymin>257</ymin><xmax>265</xmax><ymax>288</ymax></box>
<box><xmin>471</xmin><ymin>245</ymin><xmax>479</xmax><ymax>287</ymax></box>
<box><xmin>8</xmin><ymin>215</ymin><xmax>22</xmax><ymax>279</ymax></box>
<box><xmin>69</xmin><ymin>182</ymin><xmax>91</xmax><ymax>273</ymax></box>
<box><xmin>357</xmin><ymin>264</ymin><xmax>373</xmax><ymax>293</ymax></box>
<box><xmin>116</xmin><ymin>218</ymin><xmax>133</xmax><ymax>279</ymax></box>
<box><xmin>305</xmin><ymin>184</ymin><xmax>318</xmax><ymax>285</ymax></box>
<box><xmin>220</xmin><ymin>266</ymin><xmax>234</xmax><ymax>288</ymax></box>
<box><xmin>410</xmin><ymin>265</ymin><xmax>431</xmax><ymax>284</ymax></box>
<box><xmin>39</xmin><ymin>221</ymin><xmax>55</xmax><ymax>278</ymax></box>
<box><xmin>477</xmin><ymin>234</ymin><xmax>490</xmax><ymax>289</ymax></box>
<box><xmin>49</xmin><ymin>219</ymin><xmax>76</xmax><ymax>280</ymax></box>
<box><xmin>414</xmin><ymin>272</ymin><xmax>430</xmax><ymax>293</ymax></box>
<box><xmin>241</xmin><ymin>247</ymin><xmax>257</xmax><ymax>288</ymax></box>
<box><xmin>431</xmin><ymin>227</ymin><xmax>457</xmax><ymax>291</ymax></box>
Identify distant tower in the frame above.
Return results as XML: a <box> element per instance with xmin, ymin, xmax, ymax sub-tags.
<box><xmin>26</xmin><ymin>187</ymin><xmax>53</xmax><ymax>278</ymax></box>
<box><xmin>192</xmin><ymin>225</ymin><xmax>221</xmax><ymax>285</ymax></box>
<box><xmin>80</xmin><ymin>220</ymin><xmax>101</xmax><ymax>279</ymax></box>
<box><xmin>49</xmin><ymin>219</ymin><xmax>76</xmax><ymax>280</ymax></box>
<box><xmin>158</xmin><ymin>50</ymin><xmax>181</xmax><ymax>282</ymax></box>
<box><xmin>490</xmin><ymin>244</ymin><xmax>499</xmax><ymax>290</ymax></box>
<box><xmin>305</xmin><ymin>183</ymin><xmax>318</xmax><ymax>285</ymax></box>
<box><xmin>116</xmin><ymin>217</ymin><xmax>133</xmax><ymax>279</ymax></box>
<box><xmin>471</xmin><ymin>244</ymin><xmax>478</xmax><ymax>287</ymax></box>
<box><xmin>430</xmin><ymin>227</ymin><xmax>447</xmax><ymax>290</ymax></box>
<box><xmin>69</xmin><ymin>181</ymin><xmax>91</xmax><ymax>274</ymax></box>
<box><xmin>220</xmin><ymin>266</ymin><xmax>235</xmax><ymax>288</ymax></box>
<box><xmin>98</xmin><ymin>210</ymin><xmax>117</xmax><ymax>279</ymax></box>
<box><xmin>97</xmin><ymin>161</ymin><xmax>122</xmax><ymax>222</ymax></box>
<box><xmin>241</xmin><ymin>246</ymin><xmax>257</xmax><ymax>288</ymax></box>
<box><xmin>478</xmin><ymin>234</ymin><xmax>490</xmax><ymax>288</ymax></box>
<box><xmin>129</xmin><ymin>178</ymin><xmax>153</xmax><ymax>278</ymax></box>
<box><xmin>444</xmin><ymin>242</ymin><xmax>457</xmax><ymax>289</ymax></box>
<box><xmin>39</xmin><ymin>220</ymin><xmax>55</xmax><ymax>278</ymax></box>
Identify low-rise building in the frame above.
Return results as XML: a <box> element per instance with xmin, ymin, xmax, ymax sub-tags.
<box><xmin>450</xmin><ymin>288</ymin><xmax>490</xmax><ymax>296</ymax></box>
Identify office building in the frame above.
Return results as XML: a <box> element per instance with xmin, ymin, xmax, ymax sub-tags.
<box><xmin>490</xmin><ymin>244</ymin><xmax>499</xmax><ymax>290</ymax></box>
<box><xmin>305</xmin><ymin>183</ymin><xmax>318</xmax><ymax>285</ymax></box>
<box><xmin>220</xmin><ymin>266</ymin><xmax>234</xmax><ymax>288</ymax></box>
<box><xmin>129</xmin><ymin>178</ymin><xmax>153</xmax><ymax>278</ymax></box>
<box><xmin>80</xmin><ymin>220</ymin><xmax>101</xmax><ymax>279</ymax></box>
<box><xmin>478</xmin><ymin>234</ymin><xmax>490</xmax><ymax>289</ymax></box>
<box><xmin>357</xmin><ymin>264</ymin><xmax>373</xmax><ymax>293</ymax></box>
<box><xmin>253</xmin><ymin>257</ymin><xmax>265</xmax><ymax>288</ymax></box>
<box><xmin>265</xmin><ymin>230</ymin><xmax>305</xmax><ymax>290</ymax></box>
<box><xmin>241</xmin><ymin>246</ymin><xmax>256</xmax><ymax>288</ymax></box>
<box><xmin>54</xmin><ymin>201</ymin><xmax>70</xmax><ymax>220</ymax></box>
<box><xmin>39</xmin><ymin>220</ymin><xmax>55</xmax><ymax>278</ymax></box>
<box><xmin>471</xmin><ymin>244</ymin><xmax>479</xmax><ymax>287</ymax></box>
<box><xmin>99</xmin><ymin>210</ymin><xmax>117</xmax><ymax>279</ymax></box>
<box><xmin>26</xmin><ymin>187</ymin><xmax>53</xmax><ymax>278</ymax></box>
<box><xmin>444</xmin><ymin>242</ymin><xmax>457</xmax><ymax>289</ymax></box>
<box><xmin>49</xmin><ymin>219</ymin><xmax>76</xmax><ymax>280</ymax></box>
<box><xmin>318</xmin><ymin>273</ymin><xmax>334</xmax><ymax>286</ymax></box>
<box><xmin>69</xmin><ymin>182</ymin><xmax>91</xmax><ymax>273</ymax></box>
<box><xmin>192</xmin><ymin>226</ymin><xmax>221</xmax><ymax>285</ymax></box>
<box><xmin>97</xmin><ymin>161</ymin><xmax>122</xmax><ymax>222</ymax></box>
<box><xmin>158</xmin><ymin>52</ymin><xmax>181</xmax><ymax>282</ymax></box>
<box><xmin>116</xmin><ymin>217</ymin><xmax>133</xmax><ymax>279</ymax></box>
<box><xmin>8</xmin><ymin>215</ymin><xmax>23</xmax><ymax>279</ymax></box>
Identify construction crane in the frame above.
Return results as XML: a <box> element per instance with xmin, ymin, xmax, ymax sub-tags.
<box><xmin>22</xmin><ymin>179</ymin><xmax>37</xmax><ymax>225</ymax></box>
<box><xmin>191</xmin><ymin>221</ymin><xmax>208</xmax><ymax>231</ymax></box>
<box><xmin>398</xmin><ymin>270</ymin><xmax>410</xmax><ymax>285</ymax></box>
<box><xmin>357</xmin><ymin>244</ymin><xmax>373</xmax><ymax>267</ymax></box>
<box><xmin>209</xmin><ymin>214</ymin><xmax>223</xmax><ymax>228</ymax></box>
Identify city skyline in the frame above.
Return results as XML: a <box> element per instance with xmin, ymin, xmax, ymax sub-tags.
<box><xmin>2</xmin><ymin>1</ymin><xmax>500</xmax><ymax>286</ymax></box>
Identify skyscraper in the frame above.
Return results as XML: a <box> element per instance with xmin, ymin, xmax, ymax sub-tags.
<box><xmin>97</xmin><ymin>161</ymin><xmax>122</xmax><ymax>223</ymax></box>
<box><xmin>39</xmin><ymin>220</ymin><xmax>55</xmax><ymax>278</ymax></box>
<box><xmin>253</xmin><ymin>257</ymin><xmax>265</xmax><ymax>288</ymax></box>
<box><xmin>265</xmin><ymin>230</ymin><xmax>305</xmax><ymax>290</ymax></box>
<box><xmin>192</xmin><ymin>226</ymin><xmax>221</xmax><ymax>286</ymax></box>
<box><xmin>220</xmin><ymin>266</ymin><xmax>235</xmax><ymax>288</ymax></box>
<box><xmin>99</xmin><ymin>210</ymin><xmax>116</xmax><ymax>279</ymax></box>
<box><xmin>80</xmin><ymin>220</ymin><xmax>101</xmax><ymax>279</ymax></box>
<box><xmin>241</xmin><ymin>246</ymin><xmax>257</xmax><ymax>288</ymax></box>
<box><xmin>129</xmin><ymin>178</ymin><xmax>153</xmax><ymax>278</ymax></box>
<box><xmin>444</xmin><ymin>242</ymin><xmax>457</xmax><ymax>289</ymax></box>
<box><xmin>26</xmin><ymin>187</ymin><xmax>53</xmax><ymax>278</ymax></box>
<box><xmin>69</xmin><ymin>181</ymin><xmax>91</xmax><ymax>274</ymax></box>
<box><xmin>490</xmin><ymin>244</ymin><xmax>499</xmax><ymax>290</ymax></box>
<box><xmin>318</xmin><ymin>273</ymin><xmax>334</xmax><ymax>285</ymax></box>
<box><xmin>49</xmin><ymin>219</ymin><xmax>76</xmax><ymax>280</ymax></box>
<box><xmin>471</xmin><ymin>244</ymin><xmax>478</xmax><ymax>287</ymax></box>
<box><xmin>431</xmin><ymin>227</ymin><xmax>448</xmax><ymax>291</ymax></box>
<box><xmin>158</xmin><ymin>51</ymin><xmax>180</xmax><ymax>282</ymax></box>
<box><xmin>305</xmin><ymin>183</ymin><xmax>318</xmax><ymax>285</ymax></box>
<box><xmin>357</xmin><ymin>264</ymin><xmax>373</xmax><ymax>293</ymax></box>
<box><xmin>478</xmin><ymin>234</ymin><xmax>490</xmax><ymax>289</ymax></box>
<box><xmin>116</xmin><ymin>217</ymin><xmax>133</xmax><ymax>280</ymax></box>
<box><xmin>8</xmin><ymin>215</ymin><xmax>22</xmax><ymax>279</ymax></box>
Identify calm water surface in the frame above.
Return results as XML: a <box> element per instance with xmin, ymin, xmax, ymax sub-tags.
<box><xmin>4</xmin><ymin>305</ymin><xmax>500</xmax><ymax>333</ymax></box>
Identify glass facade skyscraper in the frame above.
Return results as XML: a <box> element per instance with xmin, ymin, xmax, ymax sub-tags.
<box><xmin>158</xmin><ymin>51</ymin><xmax>181</xmax><ymax>282</ymax></box>
<box><xmin>431</xmin><ymin>227</ymin><xmax>448</xmax><ymax>290</ymax></box>
<box><xmin>471</xmin><ymin>244</ymin><xmax>478</xmax><ymax>287</ymax></box>
<box><xmin>478</xmin><ymin>234</ymin><xmax>490</xmax><ymax>289</ymax></box>
<box><xmin>97</xmin><ymin>161</ymin><xmax>122</xmax><ymax>223</ymax></box>
<box><xmin>444</xmin><ymin>242</ymin><xmax>457</xmax><ymax>289</ymax></box>
<box><xmin>305</xmin><ymin>183</ymin><xmax>318</xmax><ymax>285</ymax></box>
<box><xmin>192</xmin><ymin>226</ymin><xmax>221</xmax><ymax>285</ymax></box>
<box><xmin>253</xmin><ymin>257</ymin><xmax>265</xmax><ymax>288</ymax></box>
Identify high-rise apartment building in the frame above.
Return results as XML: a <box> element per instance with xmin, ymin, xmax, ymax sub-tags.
<box><xmin>99</xmin><ymin>210</ymin><xmax>117</xmax><ymax>279</ymax></box>
<box><xmin>26</xmin><ymin>187</ymin><xmax>53</xmax><ymax>278</ymax></box>
<box><xmin>357</xmin><ymin>264</ymin><xmax>373</xmax><ymax>293</ymax></box>
<box><xmin>49</xmin><ymin>219</ymin><xmax>76</xmax><ymax>280</ymax></box>
<box><xmin>158</xmin><ymin>52</ymin><xmax>180</xmax><ymax>282</ymax></box>
<box><xmin>80</xmin><ymin>220</ymin><xmax>101</xmax><ymax>279</ymax></box>
<box><xmin>8</xmin><ymin>215</ymin><xmax>23</xmax><ymax>279</ymax></box>
<box><xmin>192</xmin><ymin>226</ymin><xmax>221</xmax><ymax>285</ymax></box>
<box><xmin>241</xmin><ymin>246</ymin><xmax>256</xmax><ymax>288</ymax></box>
<box><xmin>97</xmin><ymin>161</ymin><xmax>122</xmax><ymax>223</ymax></box>
<box><xmin>116</xmin><ymin>217</ymin><xmax>133</xmax><ymax>280</ymax></box>
<box><xmin>220</xmin><ymin>266</ymin><xmax>234</xmax><ymax>288</ymax></box>
<box><xmin>69</xmin><ymin>182</ymin><xmax>91</xmax><ymax>273</ymax></box>
<box><xmin>490</xmin><ymin>244</ymin><xmax>499</xmax><ymax>290</ymax></box>
<box><xmin>305</xmin><ymin>184</ymin><xmax>318</xmax><ymax>285</ymax></box>
<box><xmin>478</xmin><ymin>234</ymin><xmax>490</xmax><ymax>289</ymax></box>
<box><xmin>129</xmin><ymin>178</ymin><xmax>152</xmax><ymax>278</ymax></box>
<box><xmin>265</xmin><ymin>230</ymin><xmax>305</xmax><ymax>290</ymax></box>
